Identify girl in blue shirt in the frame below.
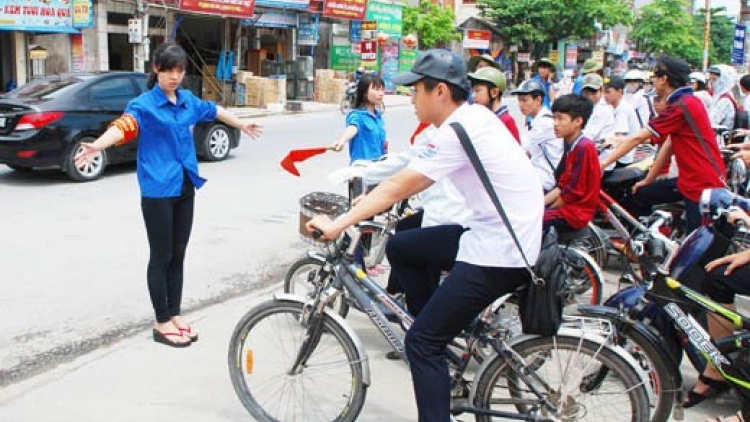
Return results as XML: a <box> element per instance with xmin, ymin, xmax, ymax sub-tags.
<box><xmin>75</xmin><ymin>43</ymin><xmax>261</xmax><ymax>348</ymax></box>
<box><xmin>330</xmin><ymin>73</ymin><xmax>387</xmax><ymax>162</ymax></box>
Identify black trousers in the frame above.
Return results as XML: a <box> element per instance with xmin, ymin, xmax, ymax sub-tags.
<box><xmin>385</xmin><ymin>210</ymin><xmax>424</xmax><ymax>294</ymax></box>
<box><xmin>385</xmin><ymin>224</ymin><xmax>466</xmax><ymax>315</ymax></box>
<box><xmin>140</xmin><ymin>182</ymin><xmax>195</xmax><ymax>323</ymax></box>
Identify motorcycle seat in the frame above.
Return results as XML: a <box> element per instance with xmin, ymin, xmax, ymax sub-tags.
<box><xmin>602</xmin><ymin>167</ymin><xmax>646</xmax><ymax>187</ymax></box>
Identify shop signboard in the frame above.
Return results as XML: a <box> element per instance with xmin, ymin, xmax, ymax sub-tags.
<box><xmin>242</xmin><ymin>10</ymin><xmax>298</xmax><ymax>28</ymax></box>
<box><xmin>732</xmin><ymin>24</ymin><xmax>746</xmax><ymax>66</ymax></box>
<box><xmin>549</xmin><ymin>50</ymin><xmax>559</xmax><ymax>66</ymax></box>
<box><xmin>331</xmin><ymin>44</ymin><xmax>360</xmax><ymax>71</ymax></box>
<box><xmin>323</xmin><ymin>0</ymin><xmax>368</xmax><ymax>20</ymax></box>
<box><xmin>365</xmin><ymin>1</ymin><xmax>402</xmax><ymax>37</ymax></box>
<box><xmin>361</xmin><ymin>40</ymin><xmax>377</xmax><ymax>63</ymax></box>
<box><xmin>180</xmin><ymin>0</ymin><xmax>256</xmax><ymax>19</ymax></box>
<box><xmin>380</xmin><ymin>40</ymin><xmax>399</xmax><ymax>93</ymax></box>
<box><xmin>462</xmin><ymin>30</ymin><xmax>490</xmax><ymax>50</ymax></box>
<box><xmin>72</xmin><ymin>0</ymin><xmax>93</xmax><ymax>28</ymax></box>
<box><xmin>350</xmin><ymin>21</ymin><xmax>362</xmax><ymax>43</ymax></box>
<box><xmin>565</xmin><ymin>44</ymin><xmax>577</xmax><ymax>68</ymax></box>
<box><xmin>0</xmin><ymin>0</ymin><xmax>78</xmax><ymax>33</ymax></box>
<box><xmin>298</xmin><ymin>15</ymin><xmax>319</xmax><ymax>45</ymax></box>
<box><xmin>71</xmin><ymin>34</ymin><xmax>85</xmax><ymax>72</ymax></box>
<box><xmin>361</xmin><ymin>20</ymin><xmax>377</xmax><ymax>40</ymax></box>
<box><xmin>255</xmin><ymin>0</ymin><xmax>310</xmax><ymax>9</ymax></box>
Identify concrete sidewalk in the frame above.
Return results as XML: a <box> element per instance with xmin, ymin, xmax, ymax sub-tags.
<box><xmin>0</xmin><ymin>278</ymin><xmax>743</xmax><ymax>422</ymax></box>
<box><xmin>228</xmin><ymin>93</ymin><xmax>414</xmax><ymax>119</ymax></box>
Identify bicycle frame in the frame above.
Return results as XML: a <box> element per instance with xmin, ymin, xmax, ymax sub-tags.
<box><xmin>299</xmin><ymin>224</ymin><xmax>650</xmax><ymax>420</ymax></box>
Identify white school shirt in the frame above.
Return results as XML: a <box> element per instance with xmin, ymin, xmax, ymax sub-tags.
<box><xmin>583</xmin><ymin>98</ymin><xmax>616</xmax><ymax>143</ymax></box>
<box><xmin>522</xmin><ymin>107</ymin><xmax>563</xmax><ymax>191</ymax></box>
<box><xmin>360</xmin><ymin>125</ymin><xmax>471</xmax><ymax>227</ymax></box>
<box><xmin>612</xmin><ymin>99</ymin><xmax>641</xmax><ymax>164</ymax></box>
<box><xmin>409</xmin><ymin>103</ymin><xmax>544</xmax><ymax>267</ymax></box>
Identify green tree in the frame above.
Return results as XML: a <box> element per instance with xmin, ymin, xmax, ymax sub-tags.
<box><xmin>692</xmin><ymin>7</ymin><xmax>735</xmax><ymax>65</ymax></box>
<box><xmin>476</xmin><ymin>0</ymin><xmax>632</xmax><ymax>52</ymax></box>
<box><xmin>630</xmin><ymin>0</ymin><xmax>702</xmax><ymax>65</ymax></box>
<box><xmin>402</xmin><ymin>0</ymin><xmax>461</xmax><ymax>49</ymax></box>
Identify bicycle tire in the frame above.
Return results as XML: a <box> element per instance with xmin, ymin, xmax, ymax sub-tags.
<box><xmin>563</xmin><ymin>247</ymin><xmax>604</xmax><ymax>306</ymax></box>
<box><xmin>228</xmin><ymin>299</ymin><xmax>367</xmax><ymax>422</ymax></box>
<box><xmin>284</xmin><ymin>256</ymin><xmax>350</xmax><ymax>318</ymax></box>
<box><xmin>473</xmin><ymin>335</ymin><xmax>650</xmax><ymax>422</ymax></box>
<box><xmin>572</xmin><ymin>224</ymin><xmax>609</xmax><ymax>269</ymax></box>
<box><xmin>574</xmin><ymin>307</ymin><xmax>678</xmax><ymax>422</ymax></box>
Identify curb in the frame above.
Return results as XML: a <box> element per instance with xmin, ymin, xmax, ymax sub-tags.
<box><xmin>233</xmin><ymin>101</ymin><xmax>411</xmax><ymax>119</ymax></box>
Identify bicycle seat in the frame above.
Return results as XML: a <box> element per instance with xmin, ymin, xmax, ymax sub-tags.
<box><xmin>557</xmin><ymin>228</ymin><xmax>590</xmax><ymax>243</ymax></box>
<box><xmin>602</xmin><ymin>167</ymin><xmax>646</xmax><ymax>188</ymax></box>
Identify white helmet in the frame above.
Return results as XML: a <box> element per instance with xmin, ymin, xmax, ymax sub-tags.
<box><xmin>689</xmin><ymin>71</ymin><xmax>707</xmax><ymax>85</ymax></box>
<box><xmin>623</xmin><ymin>69</ymin><xmax>646</xmax><ymax>82</ymax></box>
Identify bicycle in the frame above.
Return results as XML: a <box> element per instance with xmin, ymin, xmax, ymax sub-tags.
<box><xmin>228</xmin><ymin>221</ymin><xmax>652</xmax><ymax>422</ymax></box>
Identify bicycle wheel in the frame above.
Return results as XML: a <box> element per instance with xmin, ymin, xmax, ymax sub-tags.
<box><xmin>284</xmin><ymin>257</ymin><xmax>350</xmax><ymax>318</ymax></box>
<box><xmin>570</xmin><ymin>224</ymin><xmax>608</xmax><ymax>269</ymax></box>
<box><xmin>573</xmin><ymin>307</ymin><xmax>677</xmax><ymax>422</ymax></box>
<box><xmin>473</xmin><ymin>335</ymin><xmax>650</xmax><ymax>422</ymax></box>
<box><xmin>228</xmin><ymin>299</ymin><xmax>367</xmax><ymax>422</ymax></box>
<box><xmin>562</xmin><ymin>247</ymin><xmax>604</xmax><ymax>306</ymax></box>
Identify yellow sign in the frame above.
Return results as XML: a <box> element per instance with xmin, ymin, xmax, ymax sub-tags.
<box><xmin>549</xmin><ymin>50</ymin><xmax>559</xmax><ymax>66</ymax></box>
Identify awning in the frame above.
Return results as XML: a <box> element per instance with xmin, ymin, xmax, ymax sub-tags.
<box><xmin>0</xmin><ymin>26</ymin><xmax>81</xmax><ymax>34</ymax></box>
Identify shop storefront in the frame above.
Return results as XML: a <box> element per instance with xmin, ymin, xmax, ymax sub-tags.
<box><xmin>0</xmin><ymin>0</ymin><xmax>90</xmax><ymax>89</ymax></box>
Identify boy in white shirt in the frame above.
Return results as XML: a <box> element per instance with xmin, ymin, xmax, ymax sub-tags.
<box><xmin>603</xmin><ymin>76</ymin><xmax>641</xmax><ymax>166</ymax></box>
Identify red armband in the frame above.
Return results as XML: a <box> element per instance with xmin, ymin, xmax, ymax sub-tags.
<box><xmin>110</xmin><ymin>114</ymin><xmax>138</xmax><ymax>145</ymax></box>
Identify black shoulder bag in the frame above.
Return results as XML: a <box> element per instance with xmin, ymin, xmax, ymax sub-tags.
<box><xmin>449</xmin><ymin>122</ymin><xmax>564</xmax><ymax>337</ymax></box>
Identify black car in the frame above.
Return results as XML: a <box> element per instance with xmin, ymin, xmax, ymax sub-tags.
<box><xmin>0</xmin><ymin>72</ymin><xmax>240</xmax><ymax>181</ymax></box>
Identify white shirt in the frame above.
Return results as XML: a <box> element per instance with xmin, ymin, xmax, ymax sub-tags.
<box><xmin>611</xmin><ymin>99</ymin><xmax>641</xmax><ymax>164</ymax></box>
<box><xmin>625</xmin><ymin>89</ymin><xmax>652</xmax><ymax>128</ymax></box>
<box><xmin>409</xmin><ymin>103</ymin><xmax>544</xmax><ymax>267</ymax></box>
<box><xmin>583</xmin><ymin>98</ymin><xmax>616</xmax><ymax>143</ymax></box>
<box><xmin>522</xmin><ymin>107</ymin><xmax>563</xmax><ymax>191</ymax></box>
<box><xmin>360</xmin><ymin>125</ymin><xmax>471</xmax><ymax>227</ymax></box>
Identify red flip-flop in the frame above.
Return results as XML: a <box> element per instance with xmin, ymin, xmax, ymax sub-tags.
<box><xmin>178</xmin><ymin>326</ymin><xmax>199</xmax><ymax>343</ymax></box>
<box><xmin>152</xmin><ymin>329</ymin><xmax>191</xmax><ymax>348</ymax></box>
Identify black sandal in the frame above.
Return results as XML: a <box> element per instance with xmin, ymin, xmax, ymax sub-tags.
<box><xmin>684</xmin><ymin>374</ymin><xmax>731</xmax><ymax>408</ymax></box>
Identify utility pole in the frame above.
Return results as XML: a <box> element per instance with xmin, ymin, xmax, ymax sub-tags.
<box><xmin>129</xmin><ymin>0</ymin><xmax>149</xmax><ymax>73</ymax></box>
<box><xmin>702</xmin><ymin>0</ymin><xmax>711</xmax><ymax>71</ymax></box>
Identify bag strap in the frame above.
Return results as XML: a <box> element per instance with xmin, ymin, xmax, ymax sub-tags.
<box><xmin>449</xmin><ymin>122</ymin><xmax>540</xmax><ymax>283</ymax></box>
<box><xmin>676</xmin><ymin>100</ymin><xmax>726</xmax><ymax>185</ymax></box>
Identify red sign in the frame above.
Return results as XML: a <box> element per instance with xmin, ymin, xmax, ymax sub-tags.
<box><xmin>180</xmin><ymin>0</ymin><xmax>256</xmax><ymax>18</ymax></box>
<box><xmin>462</xmin><ymin>29</ymin><xmax>491</xmax><ymax>49</ymax></box>
<box><xmin>323</xmin><ymin>0</ymin><xmax>367</xmax><ymax>21</ymax></box>
<box><xmin>361</xmin><ymin>40</ymin><xmax>377</xmax><ymax>63</ymax></box>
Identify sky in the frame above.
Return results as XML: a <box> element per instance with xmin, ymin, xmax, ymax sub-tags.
<box><xmin>634</xmin><ymin>0</ymin><xmax>740</xmax><ymax>18</ymax></box>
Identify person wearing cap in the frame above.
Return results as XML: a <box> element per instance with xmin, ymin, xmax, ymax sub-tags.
<box><xmin>531</xmin><ymin>56</ymin><xmax>556</xmax><ymax>108</ymax></box>
<box><xmin>623</xmin><ymin>69</ymin><xmax>653</xmax><ymax>126</ymax></box>
<box><xmin>601</xmin><ymin>55</ymin><xmax>725</xmax><ymax>235</ymax></box>
<box><xmin>467</xmin><ymin>53</ymin><xmax>500</xmax><ymax>72</ymax></box>
<box><xmin>306</xmin><ymin>48</ymin><xmax>543</xmax><ymax>422</ymax></box>
<box><xmin>468</xmin><ymin>66</ymin><xmax>521</xmax><ymax>143</ymax></box>
<box><xmin>573</xmin><ymin>58</ymin><xmax>603</xmax><ymax>95</ymax></box>
<box><xmin>603</xmin><ymin>76</ymin><xmax>641</xmax><ymax>166</ymax></box>
<box><xmin>580</xmin><ymin>73</ymin><xmax>616</xmax><ymax>150</ymax></box>
<box><xmin>708</xmin><ymin>65</ymin><xmax>721</xmax><ymax>92</ymax></box>
<box><xmin>689</xmin><ymin>71</ymin><xmax>712</xmax><ymax>111</ymax></box>
<box><xmin>511</xmin><ymin>79</ymin><xmax>564</xmax><ymax>191</ymax></box>
<box><xmin>543</xmin><ymin>94</ymin><xmax>600</xmax><ymax>233</ymax></box>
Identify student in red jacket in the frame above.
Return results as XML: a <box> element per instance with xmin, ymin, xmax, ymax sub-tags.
<box><xmin>543</xmin><ymin>94</ymin><xmax>601</xmax><ymax>233</ymax></box>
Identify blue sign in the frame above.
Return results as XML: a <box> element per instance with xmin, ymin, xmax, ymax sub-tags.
<box><xmin>732</xmin><ymin>24</ymin><xmax>746</xmax><ymax>66</ymax></box>
<box><xmin>350</xmin><ymin>21</ymin><xmax>362</xmax><ymax>43</ymax></box>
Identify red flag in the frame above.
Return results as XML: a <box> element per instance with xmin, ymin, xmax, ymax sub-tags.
<box><xmin>279</xmin><ymin>147</ymin><xmax>329</xmax><ymax>176</ymax></box>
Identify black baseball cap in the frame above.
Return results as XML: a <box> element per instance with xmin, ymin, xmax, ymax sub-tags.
<box><xmin>391</xmin><ymin>49</ymin><xmax>471</xmax><ymax>93</ymax></box>
<box><xmin>604</xmin><ymin>75</ymin><xmax>626</xmax><ymax>90</ymax></box>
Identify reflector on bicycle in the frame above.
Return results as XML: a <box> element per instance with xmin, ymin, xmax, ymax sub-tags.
<box><xmin>246</xmin><ymin>349</ymin><xmax>254</xmax><ymax>374</ymax></box>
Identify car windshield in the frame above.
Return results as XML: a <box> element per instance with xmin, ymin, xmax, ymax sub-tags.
<box><xmin>3</xmin><ymin>75</ymin><xmax>93</xmax><ymax>99</ymax></box>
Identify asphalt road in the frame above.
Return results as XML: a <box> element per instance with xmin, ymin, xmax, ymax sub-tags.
<box><xmin>0</xmin><ymin>104</ymin><xmax>419</xmax><ymax>385</ymax></box>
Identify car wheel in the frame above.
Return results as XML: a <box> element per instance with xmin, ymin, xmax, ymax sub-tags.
<box><xmin>202</xmin><ymin>124</ymin><xmax>233</xmax><ymax>161</ymax></box>
<box><xmin>66</xmin><ymin>137</ymin><xmax>107</xmax><ymax>182</ymax></box>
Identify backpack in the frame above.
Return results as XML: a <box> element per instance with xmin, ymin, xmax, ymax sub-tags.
<box><xmin>720</xmin><ymin>93</ymin><xmax>748</xmax><ymax>130</ymax></box>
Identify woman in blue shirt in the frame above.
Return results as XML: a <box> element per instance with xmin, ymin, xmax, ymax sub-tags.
<box><xmin>75</xmin><ymin>43</ymin><xmax>261</xmax><ymax>348</ymax></box>
<box><xmin>330</xmin><ymin>73</ymin><xmax>387</xmax><ymax>163</ymax></box>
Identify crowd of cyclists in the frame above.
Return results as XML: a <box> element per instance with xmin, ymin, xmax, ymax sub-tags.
<box><xmin>310</xmin><ymin>49</ymin><xmax>750</xmax><ymax>422</ymax></box>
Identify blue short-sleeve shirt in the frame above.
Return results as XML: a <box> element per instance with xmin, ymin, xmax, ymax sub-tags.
<box><xmin>125</xmin><ymin>86</ymin><xmax>217</xmax><ymax>198</ymax></box>
<box><xmin>345</xmin><ymin>108</ymin><xmax>387</xmax><ymax>162</ymax></box>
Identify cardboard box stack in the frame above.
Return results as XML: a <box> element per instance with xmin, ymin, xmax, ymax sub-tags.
<box><xmin>314</xmin><ymin>69</ymin><xmax>348</xmax><ymax>104</ymax></box>
<box><xmin>201</xmin><ymin>65</ymin><xmax>221</xmax><ymax>103</ymax></box>
<box><xmin>240</xmin><ymin>75</ymin><xmax>288</xmax><ymax>109</ymax></box>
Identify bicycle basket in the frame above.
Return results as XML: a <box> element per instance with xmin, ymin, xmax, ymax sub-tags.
<box><xmin>299</xmin><ymin>192</ymin><xmax>350</xmax><ymax>242</ymax></box>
